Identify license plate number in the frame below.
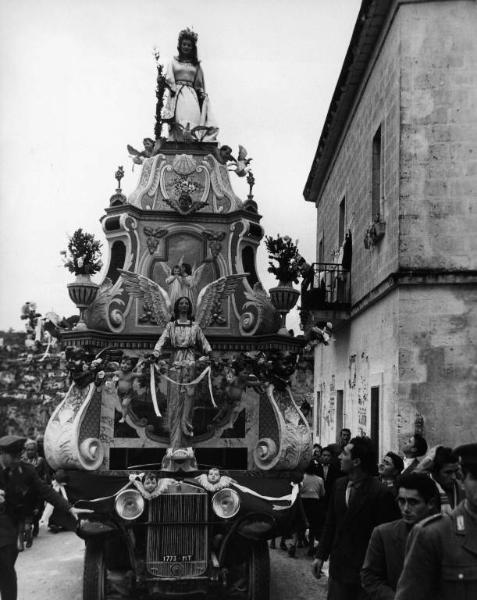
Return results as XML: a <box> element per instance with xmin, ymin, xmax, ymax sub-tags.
<box><xmin>161</xmin><ymin>555</ymin><xmax>193</xmax><ymax>562</ymax></box>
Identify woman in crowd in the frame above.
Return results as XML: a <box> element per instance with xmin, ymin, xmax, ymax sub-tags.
<box><xmin>300</xmin><ymin>462</ymin><xmax>325</xmax><ymax>556</ymax></box>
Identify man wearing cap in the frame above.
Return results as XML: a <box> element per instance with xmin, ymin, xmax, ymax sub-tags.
<box><xmin>395</xmin><ymin>443</ymin><xmax>477</xmax><ymax>600</ymax></box>
<box><xmin>0</xmin><ymin>435</ymin><xmax>77</xmax><ymax>600</ymax></box>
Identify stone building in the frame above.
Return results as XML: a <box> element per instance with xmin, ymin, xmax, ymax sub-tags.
<box><xmin>302</xmin><ymin>0</ymin><xmax>477</xmax><ymax>453</ymax></box>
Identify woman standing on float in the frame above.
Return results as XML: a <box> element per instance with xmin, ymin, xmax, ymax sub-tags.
<box><xmin>161</xmin><ymin>28</ymin><xmax>217</xmax><ymax>141</ymax></box>
<box><xmin>152</xmin><ymin>297</ymin><xmax>212</xmax><ymax>449</ymax></box>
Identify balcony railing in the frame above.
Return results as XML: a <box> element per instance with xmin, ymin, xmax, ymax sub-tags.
<box><xmin>301</xmin><ymin>263</ymin><xmax>351</xmax><ymax>311</ymax></box>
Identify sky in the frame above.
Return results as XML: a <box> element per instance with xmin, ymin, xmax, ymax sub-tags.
<box><xmin>0</xmin><ymin>0</ymin><xmax>361</xmax><ymax>332</ymax></box>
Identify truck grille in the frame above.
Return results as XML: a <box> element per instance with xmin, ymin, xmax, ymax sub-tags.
<box><xmin>146</xmin><ymin>484</ymin><xmax>208</xmax><ymax>578</ymax></box>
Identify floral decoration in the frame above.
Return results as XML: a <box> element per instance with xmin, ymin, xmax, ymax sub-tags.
<box><xmin>173</xmin><ymin>176</ymin><xmax>201</xmax><ymax>199</ymax></box>
<box><xmin>61</xmin><ymin>228</ymin><xmax>103</xmax><ymax>276</ymax></box>
<box><xmin>264</xmin><ymin>234</ymin><xmax>301</xmax><ymax>284</ymax></box>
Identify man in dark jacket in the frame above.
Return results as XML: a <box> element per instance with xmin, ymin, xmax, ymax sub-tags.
<box><xmin>321</xmin><ymin>445</ymin><xmax>342</xmax><ymax>502</ymax></box>
<box><xmin>0</xmin><ymin>436</ymin><xmax>77</xmax><ymax>600</ymax></box>
<box><xmin>361</xmin><ymin>473</ymin><xmax>440</xmax><ymax>599</ymax></box>
<box><xmin>395</xmin><ymin>443</ymin><xmax>477</xmax><ymax>600</ymax></box>
<box><xmin>312</xmin><ymin>436</ymin><xmax>400</xmax><ymax>600</ymax></box>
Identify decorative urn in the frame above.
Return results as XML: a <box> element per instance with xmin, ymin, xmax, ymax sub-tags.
<box><xmin>269</xmin><ymin>281</ymin><xmax>300</xmax><ymax>335</ymax></box>
<box><xmin>67</xmin><ymin>274</ymin><xmax>99</xmax><ymax>330</ymax></box>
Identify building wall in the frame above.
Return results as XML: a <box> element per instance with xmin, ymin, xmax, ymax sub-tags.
<box><xmin>315</xmin><ymin>13</ymin><xmax>401</xmax><ymax>305</ymax></box>
<box><xmin>399</xmin><ymin>1</ymin><xmax>477</xmax><ymax>270</ymax></box>
<box><xmin>397</xmin><ymin>284</ymin><xmax>477</xmax><ymax>447</ymax></box>
<box><xmin>315</xmin><ymin>291</ymin><xmax>399</xmax><ymax>454</ymax></box>
<box><xmin>312</xmin><ymin>0</ymin><xmax>477</xmax><ymax>453</ymax></box>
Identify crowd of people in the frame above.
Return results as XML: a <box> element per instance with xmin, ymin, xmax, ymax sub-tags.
<box><xmin>0</xmin><ymin>333</ymin><xmax>69</xmax><ymax>437</ymax></box>
<box><xmin>268</xmin><ymin>428</ymin><xmax>476</xmax><ymax>599</ymax></box>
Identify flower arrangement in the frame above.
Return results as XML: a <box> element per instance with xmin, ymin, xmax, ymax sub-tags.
<box><xmin>173</xmin><ymin>176</ymin><xmax>200</xmax><ymax>199</ymax></box>
<box><xmin>61</xmin><ymin>228</ymin><xmax>103</xmax><ymax>276</ymax></box>
<box><xmin>264</xmin><ymin>234</ymin><xmax>301</xmax><ymax>284</ymax></box>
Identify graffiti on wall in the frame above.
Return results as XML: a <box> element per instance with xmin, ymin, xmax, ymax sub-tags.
<box><xmin>324</xmin><ymin>394</ymin><xmax>336</xmax><ymax>429</ymax></box>
<box><xmin>356</xmin><ymin>352</ymin><xmax>369</xmax><ymax>436</ymax></box>
<box><xmin>349</xmin><ymin>354</ymin><xmax>357</xmax><ymax>389</ymax></box>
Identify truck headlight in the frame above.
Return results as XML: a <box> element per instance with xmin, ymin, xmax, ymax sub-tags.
<box><xmin>114</xmin><ymin>489</ymin><xmax>145</xmax><ymax>521</ymax></box>
<box><xmin>212</xmin><ymin>488</ymin><xmax>240</xmax><ymax>519</ymax></box>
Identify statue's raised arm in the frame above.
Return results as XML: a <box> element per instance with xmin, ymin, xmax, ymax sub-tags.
<box><xmin>161</xmin><ymin>28</ymin><xmax>218</xmax><ymax>143</ymax></box>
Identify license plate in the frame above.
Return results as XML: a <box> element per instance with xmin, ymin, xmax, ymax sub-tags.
<box><xmin>161</xmin><ymin>555</ymin><xmax>193</xmax><ymax>562</ymax></box>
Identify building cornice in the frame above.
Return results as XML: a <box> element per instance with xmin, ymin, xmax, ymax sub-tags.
<box><xmin>351</xmin><ymin>269</ymin><xmax>477</xmax><ymax>318</ymax></box>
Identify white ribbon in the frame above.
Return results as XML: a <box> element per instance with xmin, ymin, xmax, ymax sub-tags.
<box><xmin>231</xmin><ymin>482</ymin><xmax>300</xmax><ymax>510</ymax></box>
<box><xmin>158</xmin><ymin>365</ymin><xmax>217</xmax><ymax>408</ymax></box>
<box><xmin>72</xmin><ymin>477</ymin><xmax>299</xmax><ymax>513</ymax></box>
<box><xmin>39</xmin><ymin>337</ymin><xmax>52</xmax><ymax>362</ymax></box>
<box><xmin>150</xmin><ymin>364</ymin><xmax>162</xmax><ymax>417</ymax></box>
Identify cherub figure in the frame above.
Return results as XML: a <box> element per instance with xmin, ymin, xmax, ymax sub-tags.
<box><xmin>143</xmin><ymin>472</ymin><xmax>158</xmax><ymax>494</ymax></box>
<box><xmin>228</xmin><ymin>145</ymin><xmax>253</xmax><ymax>177</ymax></box>
<box><xmin>207</xmin><ymin>467</ymin><xmax>221</xmax><ymax>484</ymax></box>
<box><xmin>113</xmin><ymin>355</ymin><xmax>139</xmax><ymax>422</ymax></box>
<box><xmin>214</xmin><ymin>144</ymin><xmax>234</xmax><ymax>165</ymax></box>
<box><xmin>304</xmin><ymin>321</ymin><xmax>333</xmax><ymax>352</ymax></box>
<box><xmin>180</xmin><ymin>263</ymin><xmax>193</xmax><ymax>300</ymax></box>
<box><xmin>165</xmin><ymin>264</ymin><xmax>184</xmax><ymax>307</ymax></box>
<box><xmin>159</xmin><ymin>260</ymin><xmax>207</xmax><ymax>310</ymax></box>
<box><xmin>127</xmin><ymin>138</ymin><xmax>155</xmax><ymax>166</ymax></box>
<box><xmin>195</xmin><ymin>467</ymin><xmax>234</xmax><ymax>492</ymax></box>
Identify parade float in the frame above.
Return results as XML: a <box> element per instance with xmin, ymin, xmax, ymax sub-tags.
<box><xmin>44</xmin><ymin>28</ymin><xmax>312</xmax><ymax>600</ymax></box>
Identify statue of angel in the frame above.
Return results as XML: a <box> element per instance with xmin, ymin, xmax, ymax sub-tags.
<box><xmin>158</xmin><ymin>260</ymin><xmax>207</xmax><ymax>309</ymax></box>
<box><xmin>228</xmin><ymin>145</ymin><xmax>253</xmax><ymax>177</ymax></box>
<box><xmin>118</xmin><ymin>269</ymin><xmax>245</xmax><ymax>449</ymax></box>
<box><xmin>126</xmin><ymin>138</ymin><xmax>155</xmax><ymax>166</ymax></box>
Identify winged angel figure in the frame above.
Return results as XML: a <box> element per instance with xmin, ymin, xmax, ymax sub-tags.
<box><xmin>228</xmin><ymin>145</ymin><xmax>253</xmax><ymax>177</ymax></box>
<box><xmin>118</xmin><ymin>269</ymin><xmax>246</xmax><ymax>449</ymax></box>
<box><xmin>158</xmin><ymin>260</ymin><xmax>207</xmax><ymax>308</ymax></box>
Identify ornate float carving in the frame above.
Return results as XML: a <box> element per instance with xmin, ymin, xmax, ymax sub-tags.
<box><xmin>44</xmin><ymin>382</ymin><xmax>104</xmax><ymax>471</ymax></box>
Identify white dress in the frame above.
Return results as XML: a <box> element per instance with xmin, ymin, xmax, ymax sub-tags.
<box><xmin>166</xmin><ymin>274</ymin><xmax>184</xmax><ymax>308</ymax></box>
<box><xmin>161</xmin><ymin>57</ymin><xmax>217</xmax><ymax>141</ymax></box>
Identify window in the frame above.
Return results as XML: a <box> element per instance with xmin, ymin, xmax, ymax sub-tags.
<box><xmin>338</xmin><ymin>197</ymin><xmax>346</xmax><ymax>247</ymax></box>
<box><xmin>372</xmin><ymin>125</ymin><xmax>383</xmax><ymax>220</ymax></box>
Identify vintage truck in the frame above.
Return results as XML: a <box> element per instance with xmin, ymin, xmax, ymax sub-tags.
<box><xmin>43</xmin><ymin>116</ymin><xmax>312</xmax><ymax>598</ymax></box>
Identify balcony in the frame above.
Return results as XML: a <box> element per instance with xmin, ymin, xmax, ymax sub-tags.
<box><xmin>300</xmin><ymin>263</ymin><xmax>351</xmax><ymax>331</ymax></box>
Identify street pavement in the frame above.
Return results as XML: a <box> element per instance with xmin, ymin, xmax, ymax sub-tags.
<box><xmin>16</xmin><ymin>530</ymin><xmax>327</xmax><ymax>599</ymax></box>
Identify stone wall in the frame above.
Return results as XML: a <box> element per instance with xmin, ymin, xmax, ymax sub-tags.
<box><xmin>316</xmin><ymin>284</ymin><xmax>477</xmax><ymax>451</ymax></box>
<box><xmin>315</xmin><ymin>14</ymin><xmax>401</xmax><ymax>304</ymax></box>
<box><xmin>311</xmin><ymin>0</ymin><xmax>477</xmax><ymax>453</ymax></box>
<box><xmin>397</xmin><ymin>284</ymin><xmax>477</xmax><ymax>447</ymax></box>
<box><xmin>315</xmin><ymin>292</ymin><xmax>399</xmax><ymax>453</ymax></box>
<box><xmin>399</xmin><ymin>1</ymin><xmax>477</xmax><ymax>270</ymax></box>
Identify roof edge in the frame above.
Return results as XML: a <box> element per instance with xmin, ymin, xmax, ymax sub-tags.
<box><xmin>303</xmin><ymin>0</ymin><xmax>394</xmax><ymax>203</ymax></box>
